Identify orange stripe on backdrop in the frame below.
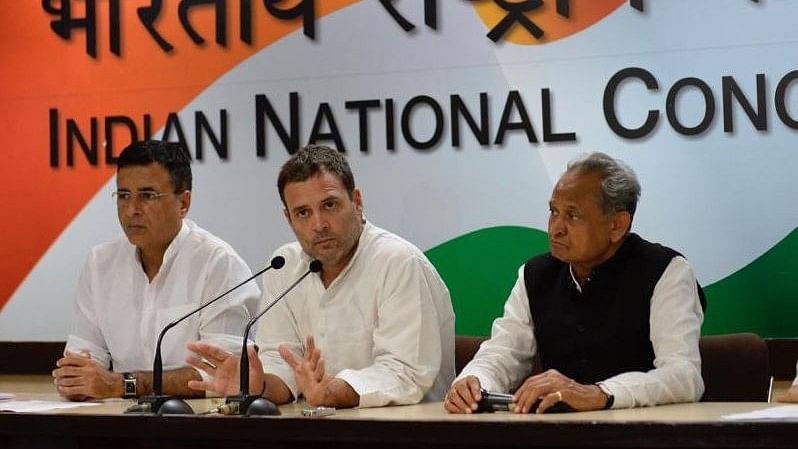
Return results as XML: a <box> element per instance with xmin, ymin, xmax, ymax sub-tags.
<box><xmin>473</xmin><ymin>0</ymin><xmax>625</xmax><ymax>44</ymax></box>
<box><xmin>0</xmin><ymin>0</ymin><xmax>359</xmax><ymax>311</ymax></box>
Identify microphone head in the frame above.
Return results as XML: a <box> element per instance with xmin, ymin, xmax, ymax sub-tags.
<box><xmin>270</xmin><ymin>256</ymin><xmax>286</xmax><ymax>269</ymax></box>
<box><xmin>309</xmin><ymin>260</ymin><xmax>323</xmax><ymax>273</ymax></box>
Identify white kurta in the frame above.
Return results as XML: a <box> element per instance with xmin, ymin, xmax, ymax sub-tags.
<box><xmin>257</xmin><ymin>221</ymin><xmax>456</xmax><ymax>408</ymax></box>
<box><xmin>66</xmin><ymin>219</ymin><xmax>260</xmax><ymax>374</ymax></box>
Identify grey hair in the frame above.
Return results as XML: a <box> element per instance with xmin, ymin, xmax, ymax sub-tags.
<box><xmin>566</xmin><ymin>152</ymin><xmax>641</xmax><ymax>218</ymax></box>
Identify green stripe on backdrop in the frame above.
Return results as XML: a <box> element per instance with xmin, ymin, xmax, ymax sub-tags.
<box><xmin>426</xmin><ymin>226</ymin><xmax>549</xmax><ymax>336</ymax></box>
<box><xmin>702</xmin><ymin>226</ymin><xmax>798</xmax><ymax>338</ymax></box>
<box><xmin>427</xmin><ymin>226</ymin><xmax>798</xmax><ymax>338</ymax></box>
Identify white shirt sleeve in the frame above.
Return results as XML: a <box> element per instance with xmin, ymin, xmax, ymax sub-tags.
<box><xmin>193</xmin><ymin>248</ymin><xmax>261</xmax><ymax>386</ymax></box>
<box><xmin>335</xmin><ymin>255</ymin><xmax>446</xmax><ymax>408</ymax></box>
<box><xmin>64</xmin><ymin>255</ymin><xmax>112</xmax><ymax>369</ymax></box>
<box><xmin>256</xmin><ymin>289</ymin><xmax>304</xmax><ymax>402</ymax></box>
<box><xmin>457</xmin><ymin>265</ymin><xmax>537</xmax><ymax>393</ymax></box>
<box><xmin>196</xmin><ymin>248</ymin><xmax>261</xmax><ymax>355</ymax></box>
<box><xmin>598</xmin><ymin>256</ymin><xmax>705</xmax><ymax>408</ymax></box>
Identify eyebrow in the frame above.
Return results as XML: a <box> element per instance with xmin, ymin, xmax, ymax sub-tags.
<box><xmin>290</xmin><ymin>204</ymin><xmax>309</xmax><ymax>215</ymax></box>
<box><xmin>289</xmin><ymin>195</ymin><xmax>340</xmax><ymax>214</ymax></box>
<box><xmin>117</xmin><ymin>186</ymin><xmax>159</xmax><ymax>192</ymax></box>
<box><xmin>549</xmin><ymin>200</ymin><xmax>580</xmax><ymax>211</ymax></box>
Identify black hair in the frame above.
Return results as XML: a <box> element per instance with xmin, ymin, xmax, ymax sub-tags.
<box><xmin>117</xmin><ymin>140</ymin><xmax>192</xmax><ymax>193</ymax></box>
<box><xmin>277</xmin><ymin>145</ymin><xmax>354</xmax><ymax>205</ymax></box>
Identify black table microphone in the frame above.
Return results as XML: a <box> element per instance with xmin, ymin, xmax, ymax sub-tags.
<box><xmin>225</xmin><ymin>259</ymin><xmax>322</xmax><ymax>416</ymax></box>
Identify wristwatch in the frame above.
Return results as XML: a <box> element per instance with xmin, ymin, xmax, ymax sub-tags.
<box><xmin>123</xmin><ymin>372</ymin><xmax>137</xmax><ymax>399</ymax></box>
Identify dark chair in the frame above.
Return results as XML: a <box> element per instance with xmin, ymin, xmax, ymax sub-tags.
<box><xmin>455</xmin><ymin>335</ymin><xmax>542</xmax><ymax>377</ymax></box>
<box><xmin>699</xmin><ymin>333</ymin><xmax>771</xmax><ymax>402</ymax></box>
<box><xmin>765</xmin><ymin>337</ymin><xmax>798</xmax><ymax>381</ymax></box>
<box><xmin>455</xmin><ymin>335</ymin><xmax>487</xmax><ymax>375</ymax></box>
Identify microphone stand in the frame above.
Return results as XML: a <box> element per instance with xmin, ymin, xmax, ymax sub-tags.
<box><xmin>225</xmin><ymin>260</ymin><xmax>322</xmax><ymax>416</ymax></box>
<box><xmin>126</xmin><ymin>256</ymin><xmax>285</xmax><ymax>415</ymax></box>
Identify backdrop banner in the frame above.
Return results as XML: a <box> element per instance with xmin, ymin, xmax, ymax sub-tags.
<box><xmin>2</xmin><ymin>0</ymin><xmax>796</xmax><ymax>340</ymax></box>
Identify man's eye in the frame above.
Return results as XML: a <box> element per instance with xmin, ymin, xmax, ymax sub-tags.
<box><xmin>141</xmin><ymin>192</ymin><xmax>158</xmax><ymax>201</ymax></box>
<box><xmin>296</xmin><ymin>210</ymin><xmax>309</xmax><ymax>218</ymax></box>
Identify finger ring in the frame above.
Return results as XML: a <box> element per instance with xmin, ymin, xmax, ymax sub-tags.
<box><xmin>555</xmin><ymin>390</ymin><xmax>563</xmax><ymax>402</ymax></box>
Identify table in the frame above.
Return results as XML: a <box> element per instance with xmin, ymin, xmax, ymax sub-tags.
<box><xmin>2</xmin><ymin>375</ymin><xmax>797</xmax><ymax>449</ymax></box>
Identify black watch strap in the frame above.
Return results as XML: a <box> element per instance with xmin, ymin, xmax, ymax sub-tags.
<box><xmin>596</xmin><ymin>383</ymin><xmax>614</xmax><ymax>409</ymax></box>
<box><xmin>603</xmin><ymin>392</ymin><xmax>615</xmax><ymax>409</ymax></box>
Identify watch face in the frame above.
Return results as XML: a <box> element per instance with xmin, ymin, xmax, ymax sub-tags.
<box><xmin>124</xmin><ymin>374</ymin><xmax>136</xmax><ymax>397</ymax></box>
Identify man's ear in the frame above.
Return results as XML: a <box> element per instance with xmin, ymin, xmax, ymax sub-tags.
<box><xmin>610</xmin><ymin>211</ymin><xmax>631</xmax><ymax>243</ymax></box>
<box><xmin>352</xmin><ymin>188</ymin><xmax>363</xmax><ymax>214</ymax></box>
<box><xmin>178</xmin><ymin>191</ymin><xmax>191</xmax><ymax>218</ymax></box>
<box><xmin>283</xmin><ymin>208</ymin><xmax>291</xmax><ymax>224</ymax></box>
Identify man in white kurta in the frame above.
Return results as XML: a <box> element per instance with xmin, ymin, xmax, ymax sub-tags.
<box><xmin>259</xmin><ymin>220</ymin><xmax>454</xmax><ymax>407</ymax></box>
<box><xmin>187</xmin><ymin>145</ymin><xmax>455</xmax><ymax>408</ymax></box>
<box><xmin>65</xmin><ymin>219</ymin><xmax>259</xmax><ymax>380</ymax></box>
<box><xmin>55</xmin><ymin>140</ymin><xmax>259</xmax><ymax>401</ymax></box>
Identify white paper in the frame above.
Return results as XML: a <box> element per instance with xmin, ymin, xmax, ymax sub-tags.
<box><xmin>0</xmin><ymin>400</ymin><xmax>101</xmax><ymax>412</ymax></box>
<box><xmin>721</xmin><ymin>405</ymin><xmax>798</xmax><ymax>420</ymax></box>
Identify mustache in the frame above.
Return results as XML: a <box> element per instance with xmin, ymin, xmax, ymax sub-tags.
<box><xmin>312</xmin><ymin>234</ymin><xmax>334</xmax><ymax>244</ymax></box>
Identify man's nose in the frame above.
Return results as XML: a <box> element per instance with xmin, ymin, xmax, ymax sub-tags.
<box><xmin>549</xmin><ymin>216</ymin><xmax>566</xmax><ymax>236</ymax></box>
<box><xmin>312</xmin><ymin>213</ymin><xmax>329</xmax><ymax>232</ymax></box>
<box><xmin>120</xmin><ymin>200</ymin><xmax>143</xmax><ymax>216</ymax></box>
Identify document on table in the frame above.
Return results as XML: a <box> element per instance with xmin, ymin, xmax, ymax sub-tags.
<box><xmin>0</xmin><ymin>400</ymin><xmax>101</xmax><ymax>412</ymax></box>
<box><xmin>721</xmin><ymin>405</ymin><xmax>798</xmax><ymax>420</ymax></box>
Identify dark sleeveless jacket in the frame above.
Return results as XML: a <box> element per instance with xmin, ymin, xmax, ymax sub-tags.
<box><xmin>523</xmin><ymin>233</ymin><xmax>705</xmax><ymax>384</ymax></box>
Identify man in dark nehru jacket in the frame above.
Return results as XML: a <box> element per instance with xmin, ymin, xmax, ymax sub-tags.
<box><xmin>446</xmin><ymin>152</ymin><xmax>706</xmax><ymax>414</ymax></box>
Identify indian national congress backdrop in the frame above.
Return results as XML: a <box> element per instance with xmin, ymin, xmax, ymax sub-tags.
<box><xmin>1</xmin><ymin>0</ymin><xmax>797</xmax><ymax>340</ymax></box>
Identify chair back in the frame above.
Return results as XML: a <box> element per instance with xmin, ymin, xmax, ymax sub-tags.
<box><xmin>700</xmin><ymin>333</ymin><xmax>771</xmax><ymax>402</ymax></box>
<box><xmin>455</xmin><ymin>335</ymin><xmax>543</xmax><ymax>377</ymax></box>
<box><xmin>455</xmin><ymin>335</ymin><xmax>487</xmax><ymax>375</ymax></box>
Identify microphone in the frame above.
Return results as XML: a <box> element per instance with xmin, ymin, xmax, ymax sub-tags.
<box><xmin>225</xmin><ymin>259</ymin><xmax>322</xmax><ymax>416</ymax></box>
<box><xmin>126</xmin><ymin>256</ymin><xmax>286</xmax><ymax>415</ymax></box>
